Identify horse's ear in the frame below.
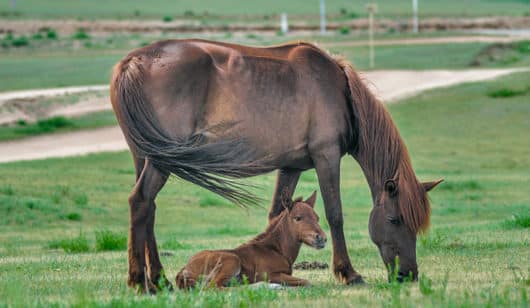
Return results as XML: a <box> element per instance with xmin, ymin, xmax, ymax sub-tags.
<box><xmin>422</xmin><ymin>179</ymin><xmax>444</xmax><ymax>192</ymax></box>
<box><xmin>304</xmin><ymin>190</ymin><xmax>318</xmax><ymax>208</ymax></box>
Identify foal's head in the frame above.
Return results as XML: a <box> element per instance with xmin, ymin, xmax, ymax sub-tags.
<box><xmin>282</xmin><ymin>191</ymin><xmax>327</xmax><ymax>249</ymax></box>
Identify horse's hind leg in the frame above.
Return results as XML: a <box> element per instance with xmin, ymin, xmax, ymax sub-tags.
<box><xmin>312</xmin><ymin>147</ymin><xmax>364</xmax><ymax>285</ymax></box>
<box><xmin>128</xmin><ymin>158</ymin><xmax>168</xmax><ymax>293</ymax></box>
<box><xmin>209</xmin><ymin>254</ymin><xmax>241</xmax><ymax>288</ymax></box>
<box><xmin>145</xmin><ymin>199</ymin><xmax>172</xmax><ymax>291</ymax></box>
<box><xmin>268</xmin><ymin>168</ymin><xmax>301</xmax><ymax>221</ymax></box>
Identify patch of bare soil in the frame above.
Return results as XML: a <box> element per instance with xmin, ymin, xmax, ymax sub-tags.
<box><xmin>0</xmin><ymin>90</ymin><xmax>110</xmax><ymax>125</ymax></box>
<box><xmin>293</xmin><ymin>261</ymin><xmax>329</xmax><ymax>270</ymax></box>
<box><xmin>469</xmin><ymin>42</ymin><xmax>528</xmax><ymax>67</ymax></box>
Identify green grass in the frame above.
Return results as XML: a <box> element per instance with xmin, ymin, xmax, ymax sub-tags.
<box><xmin>0</xmin><ymin>111</ymin><xmax>117</xmax><ymax>141</ymax></box>
<box><xmin>95</xmin><ymin>230</ymin><xmax>127</xmax><ymax>251</ymax></box>
<box><xmin>0</xmin><ymin>0</ymin><xmax>528</xmax><ymax>19</ymax></box>
<box><xmin>0</xmin><ymin>51</ymin><xmax>121</xmax><ymax>91</ymax></box>
<box><xmin>0</xmin><ymin>73</ymin><xmax>529</xmax><ymax>306</ymax></box>
<box><xmin>3</xmin><ymin>38</ymin><xmax>527</xmax><ymax>92</ymax></box>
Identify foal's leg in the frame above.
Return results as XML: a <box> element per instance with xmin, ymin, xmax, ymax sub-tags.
<box><xmin>268</xmin><ymin>168</ymin><xmax>301</xmax><ymax>221</ymax></box>
<box><xmin>128</xmin><ymin>158</ymin><xmax>168</xmax><ymax>293</ymax></box>
<box><xmin>312</xmin><ymin>147</ymin><xmax>364</xmax><ymax>285</ymax></box>
<box><xmin>268</xmin><ymin>273</ymin><xmax>309</xmax><ymax>286</ymax></box>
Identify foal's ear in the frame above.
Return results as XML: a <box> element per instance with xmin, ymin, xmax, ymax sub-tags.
<box><xmin>304</xmin><ymin>191</ymin><xmax>318</xmax><ymax>208</ymax></box>
<box><xmin>422</xmin><ymin>179</ymin><xmax>444</xmax><ymax>192</ymax></box>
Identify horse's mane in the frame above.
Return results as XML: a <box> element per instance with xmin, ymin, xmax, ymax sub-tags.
<box><xmin>333</xmin><ymin>57</ymin><xmax>430</xmax><ymax>233</ymax></box>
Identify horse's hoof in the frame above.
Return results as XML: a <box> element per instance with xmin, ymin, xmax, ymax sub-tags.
<box><xmin>346</xmin><ymin>275</ymin><xmax>365</xmax><ymax>285</ymax></box>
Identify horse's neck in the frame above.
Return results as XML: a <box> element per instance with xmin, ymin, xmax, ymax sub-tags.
<box><xmin>351</xmin><ymin>95</ymin><xmax>407</xmax><ymax>199</ymax></box>
<box><xmin>254</xmin><ymin>214</ymin><xmax>302</xmax><ymax>265</ymax></box>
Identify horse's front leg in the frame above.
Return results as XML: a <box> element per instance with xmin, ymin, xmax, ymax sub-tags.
<box><xmin>312</xmin><ymin>148</ymin><xmax>364</xmax><ymax>285</ymax></box>
<box><xmin>268</xmin><ymin>168</ymin><xmax>301</xmax><ymax>221</ymax></box>
<box><xmin>268</xmin><ymin>273</ymin><xmax>309</xmax><ymax>286</ymax></box>
<box><xmin>128</xmin><ymin>159</ymin><xmax>168</xmax><ymax>293</ymax></box>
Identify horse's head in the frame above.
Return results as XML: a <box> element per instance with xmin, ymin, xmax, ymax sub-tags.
<box><xmin>369</xmin><ymin>177</ymin><xmax>443</xmax><ymax>282</ymax></box>
<box><xmin>283</xmin><ymin>191</ymin><xmax>327</xmax><ymax>249</ymax></box>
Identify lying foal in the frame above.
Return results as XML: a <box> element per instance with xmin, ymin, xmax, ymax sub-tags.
<box><xmin>175</xmin><ymin>192</ymin><xmax>326</xmax><ymax>288</ymax></box>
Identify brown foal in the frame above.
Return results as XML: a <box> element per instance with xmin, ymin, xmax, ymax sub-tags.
<box><xmin>175</xmin><ymin>192</ymin><xmax>326</xmax><ymax>288</ymax></box>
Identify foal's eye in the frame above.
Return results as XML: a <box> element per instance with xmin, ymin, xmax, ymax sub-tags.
<box><xmin>387</xmin><ymin>216</ymin><xmax>401</xmax><ymax>225</ymax></box>
<box><xmin>294</xmin><ymin>216</ymin><xmax>302</xmax><ymax>222</ymax></box>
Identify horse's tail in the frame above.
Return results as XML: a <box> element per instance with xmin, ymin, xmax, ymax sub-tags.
<box><xmin>110</xmin><ymin>55</ymin><xmax>263</xmax><ymax>206</ymax></box>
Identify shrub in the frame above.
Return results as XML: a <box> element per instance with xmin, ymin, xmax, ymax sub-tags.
<box><xmin>516</xmin><ymin>40</ymin><xmax>530</xmax><ymax>54</ymax></box>
<box><xmin>31</xmin><ymin>32</ymin><xmax>44</xmax><ymax>40</ymax></box>
<box><xmin>65</xmin><ymin>212</ymin><xmax>82</xmax><ymax>221</ymax></box>
<box><xmin>72</xmin><ymin>28</ymin><xmax>90</xmax><ymax>40</ymax></box>
<box><xmin>17</xmin><ymin>116</ymin><xmax>75</xmax><ymax>134</ymax></box>
<box><xmin>95</xmin><ymin>230</ymin><xmax>127</xmax><ymax>251</ymax></box>
<box><xmin>162</xmin><ymin>15</ymin><xmax>173</xmax><ymax>22</ymax></box>
<box><xmin>488</xmin><ymin>87</ymin><xmax>528</xmax><ymax>98</ymax></box>
<box><xmin>11</xmin><ymin>36</ymin><xmax>29</xmax><ymax>47</ymax></box>
<box><xmin>183</xmin><ymin>10</ymin><xmax>195</xmax><ymax>17</ymax></box>
<box><xmin>46</xmin><ymin>29</ymin><xmax>57</xmax><ymax>39</ymax></box>
<box><xmin>339</xmin><ymin>26</ymin><xmax>350</xmax><ymax>35</ymax></box>
<box><xmin>48</xmin><ymin>233</ymin><xmax>90</xmax><ymax>253</ymax></box>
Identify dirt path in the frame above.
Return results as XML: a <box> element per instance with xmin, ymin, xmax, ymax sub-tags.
<box><xmin>323</xmin><ymin>35</ymin><xmax>529</xmax><ymax>48</ymax></box>
<box><xmin>0</xmin><ymin>68</ymin><xmax>526</xmax><ymax>163</ymax></box>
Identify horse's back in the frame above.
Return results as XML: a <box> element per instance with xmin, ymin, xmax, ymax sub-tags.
<box><xmin>115</xmin><ymin>39</ymin><xmax>352</xmax><ymax>166</ymax></box>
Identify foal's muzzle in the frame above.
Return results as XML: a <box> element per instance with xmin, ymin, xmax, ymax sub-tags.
<box><xmin>314</xmin><ymin>233</ymin><xmax>327</xmax><ymax>249</ymax></box>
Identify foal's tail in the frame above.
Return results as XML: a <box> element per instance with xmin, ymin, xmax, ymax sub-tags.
<box><xmin>110</xmin><ymin>55</ymin><xmax>264</xmax><ymax>206</ymax></box>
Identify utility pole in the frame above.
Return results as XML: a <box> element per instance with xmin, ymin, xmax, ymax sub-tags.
<box><xmin>280</xmin><ymin>13</ymin><xmax>289</xmax><ymax>34</ymax></box>
<box><xmin>366</xmin><ymin>3</ymin><xmax>378</xmax><ymax>69</ymax></box>
<box><xmin>320</xmin><ymin>0</ymin><xmax>326</xmax><ymax>34</ymax></box>
<box><xmin>412</xmin><ymin>0</ymin><xmax>419</xmax><ymax>33</ymax></box>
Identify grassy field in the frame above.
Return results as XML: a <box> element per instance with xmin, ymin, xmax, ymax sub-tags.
<box><xmin>0</xmin><ymin>112</ymin><xmax>116</xmax><ymax>142</ymax></box>
<box><xmin>2</xmin><ymin>31</ymin><xmax>530</xmax><ymax>92</ymax></box>
<box><xmin>1</xmin><ymin>0</ymin><xmax>529</xmax><ymax>19</ymax></box>
<box><xmin>0</xmin><ymin>72</ymin><xmax>528</xmax><ymax>306</ymax></box>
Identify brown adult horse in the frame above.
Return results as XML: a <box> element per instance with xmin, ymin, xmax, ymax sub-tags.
<box><xmin>175</xmin><ymin>192</ymin><xmax>325</xmax><ymax>289</ymax></box>
<box><xmin>110</xmin><ymin>39</ymin><xmax>442</xmax><ymax>292</ymax></box>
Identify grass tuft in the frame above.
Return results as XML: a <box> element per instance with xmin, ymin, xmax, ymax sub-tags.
<box><xmin>199</xmin><ymin>195</ymin><xmax>230</xmax><ymax>207</ymax></box>
<box><xmin>503</xmin><ymin>214</ymin><xmax>530</xmax><ymax>229</ymax></box>
<box><xmin>95</xmin><ymin>230</ymin><xmax>127</xmax><ymax>251</ymax></box>
<box><xmin>65</xmin><ymin>212</ymin><xmax>82</xmax><ymax>221</ymax></box>
<box><xmin>73</xmin><ymin>193</ymin><xmax>88</xmax><ymax>206</ymax></box>
<box><xmin>48</xmin><ymin>233</ymin><xmax>90</xmax><ymax>253</ymax></box>
<box><xmin>72</xmin><ymin>28</ymin><xmax>90</xmax><ymax>40</ymax></box>
<box><xmin>488</xmin><ymin>87</ymin><xmax>529</xmax><ymax>98</ymax></box>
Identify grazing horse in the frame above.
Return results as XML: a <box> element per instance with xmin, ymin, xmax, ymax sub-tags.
<box><xmin>110</xmin><ymin>39</ymin><xmax>442</xmax><ymax>293</ymax></box>
<box><xmin>175</xmin><ymin>192</ymin><xmax>325</xmax><ymax>289</ymax></box>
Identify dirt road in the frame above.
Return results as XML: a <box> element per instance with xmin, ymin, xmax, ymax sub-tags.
<box><xmin>0</xmin><ymin>68</ymin><xmax>525</xmax><ymax>163</ymax></box>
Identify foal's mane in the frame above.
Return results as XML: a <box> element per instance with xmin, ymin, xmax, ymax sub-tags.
<box><xmin>333</xmin><ymin>56</ymin><xmax>431</xmax><ymax>233</ymax></box>
<box><xmin>249</xmin><ymin>196</ymin><xmax>306</xmax><ymax>243</ymax></box>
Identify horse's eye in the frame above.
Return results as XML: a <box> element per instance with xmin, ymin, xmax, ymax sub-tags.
<box><xmin>294</xmin><ymin>216</ymin><xmax>302</xmax><ymax>222</ymax></box>
<box><xmin>387</xmin><ymin>216</ymin><xmax>401</xmax><ymax>225</ymax></box>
